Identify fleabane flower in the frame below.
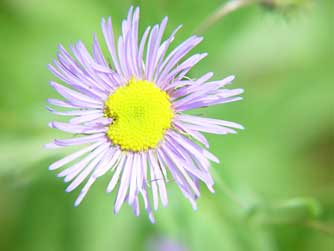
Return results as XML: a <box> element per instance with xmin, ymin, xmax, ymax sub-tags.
<box><xmin>46</xmin><ymin>6</ymin><xmax>244</xmax><ymax>223</ymax></box>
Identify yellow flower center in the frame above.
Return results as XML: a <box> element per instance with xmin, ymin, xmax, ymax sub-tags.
<box><xmin>105</xmin><ymin>78</ymin><xmax>173</xmax><ymax>152</ymax></box>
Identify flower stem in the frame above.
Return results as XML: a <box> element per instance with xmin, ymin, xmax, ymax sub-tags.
<box><xmin>211</xmin><ymin>168</ymin><xmax>248</xmax><ymax>210</ymax></box>
<box><xmin>194</xmin><ymin>0</ymin><xmax>257</xmax><ymax>34</ymax></box>
<box><xmin>258</xmin><ymin>218</ymin><xmax>334</xmax><ymax>236</ymax></box>
<box><xmin>304</xmin><ymin>220</ymin><xmax>334</xmax><ymax>236</ymax></box>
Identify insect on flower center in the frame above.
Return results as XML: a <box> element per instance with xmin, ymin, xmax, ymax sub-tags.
<box><xmin>105</xmin><ymin>78</ymin><xmax>173</xmax><ymax>152</ymax></box>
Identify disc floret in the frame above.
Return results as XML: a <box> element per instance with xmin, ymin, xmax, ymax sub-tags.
<box><xmin>105</xmin><ymin>78</ymin><xmax>173</xmax><ymax>151</ymax></box>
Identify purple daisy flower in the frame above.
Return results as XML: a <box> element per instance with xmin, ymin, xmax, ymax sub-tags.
<box><xmin>46</xmin><ymin>6</ymin><xmax>244</xmax><ymax>223</ymax></box>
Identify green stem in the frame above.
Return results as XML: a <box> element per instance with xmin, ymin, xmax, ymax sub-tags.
<box><xmin>304</xmin><ymin>220</ymin><xmax>334</xmax><ymax>236</ymax></box>
<box><xmin>259</xmin><ymin>219</ymin><xmax>334</xmax><ymax>236</ymax></box>
<box><xmin>211</xmin><ymin>168</ymin><xmax>248</xmax><ymax>210</ymax></box>
<box><xmin>194</xmin><ymin>0</ymin><xmax>257</xmax><ymax>34</ymax></box>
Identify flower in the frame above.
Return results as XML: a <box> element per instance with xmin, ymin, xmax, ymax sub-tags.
<box><xmin>46</xmin><ymin>6</ymin><xmax>244</xmax><ymax>223</ymax></box>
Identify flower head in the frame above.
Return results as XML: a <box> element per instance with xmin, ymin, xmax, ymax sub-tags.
<box><xmin>46</xmin><ymin>6</ymin><xmax>244</xmax><ymax>222</ymax></box>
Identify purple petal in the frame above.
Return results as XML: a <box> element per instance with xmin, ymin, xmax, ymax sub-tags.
<box><xmin>114</xmin><ymin>153</ymin><xmax>133</xmax><ymax>214</ymax></box>
<box><xmin>53</xmin><ymin>133</ymin><xmax>106</xmax><ymax>147</ymax></box>
<box><xmin>149</xmin><ymin>151</ymin><xmax>168</xmax><ymax>207</ymax></box>
<box><xmin>48</xmin><ymin>141</ymin><xmax>105</xmax><ymax>170</ymax></box>
<box><xmin>49</xmin><ymin>121</ymin><xmax>106</xmax><ymax>134</ymax></box>
<box><xmin>106</xmin><ymin>153</ymin><xmax>126</xmax><ymax>192</ymax></box>
<box><xmin>49</xmin><ymin>81</ymin><xmax>103</xmax><ymax>108</ymax></box>
<box><xmin>66</xmin><ymin>144</ymin><xmax>109</xmax><ymax>192</ymax></box>
<box><xmin>58</xmin><ymin>142</ymin><xmax>109</xmax><ymax>181</ymax></box>
<box><xmin>93</xmin><ymin>148</ymin><xmax>121</xmax><ymax>177</ymax></box>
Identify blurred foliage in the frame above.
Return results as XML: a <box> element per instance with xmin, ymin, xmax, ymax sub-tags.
<box><xmin>0</xmin><ymin>0</ymin><xmax>333</xmax><ymax>251</ymax></box>
<box><xmin>261</xmin><ymin>0</ymin><xmax>312</xmax><ymax>13</ymax></box>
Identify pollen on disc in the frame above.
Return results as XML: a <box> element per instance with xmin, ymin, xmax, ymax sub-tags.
<box><xmin>105</xmin><ymin>78</ymin><xmax>173</xmax><ymax>152</ymax></box>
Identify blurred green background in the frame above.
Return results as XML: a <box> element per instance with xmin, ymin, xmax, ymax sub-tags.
<box><xmin>0</xmin><ymin>0</ymin><xmax>333</xmax><ymax>250</ymax></box>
